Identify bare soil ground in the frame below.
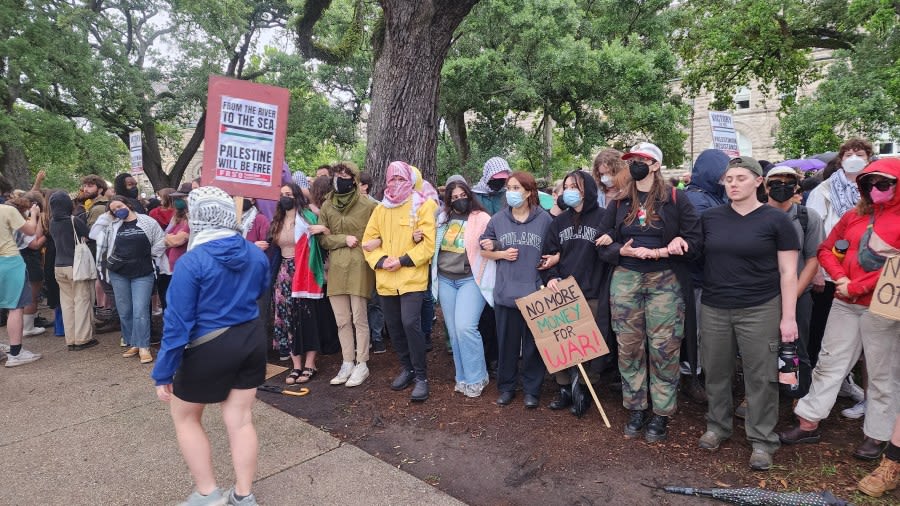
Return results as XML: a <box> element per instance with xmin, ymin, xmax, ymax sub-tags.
<box><xmin>259</xmin><ymin>321</ymin><xmax>896</xmax><ymax>506</ymax></box>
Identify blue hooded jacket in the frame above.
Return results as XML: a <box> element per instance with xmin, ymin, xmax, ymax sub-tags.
<box><xmin>152</xmin><ymin>234</ymin><xmax>269</xmax><ymax>385</ymax></box>
<box><xmin>684</xmin><ymin>149</ymin><xmax>730</xmax><ymax>213</ymax></box>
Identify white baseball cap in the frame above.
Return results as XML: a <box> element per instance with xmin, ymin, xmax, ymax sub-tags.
<box><xmin>622</xmin><ymin>142</ymin><xmax>663</xmax><ymax>165</ymax></box>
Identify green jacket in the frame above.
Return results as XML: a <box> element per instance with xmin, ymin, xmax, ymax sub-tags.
<box><xmin>317</xmin><ymin>193</ymin><xmax>377</xmax><ymax>298</ymax></box>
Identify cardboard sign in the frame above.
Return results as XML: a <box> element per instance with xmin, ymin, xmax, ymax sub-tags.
<box><xmin>869</xmin><ymin>256</ymin><xmax>900</xmax><ymax>321</ymax></box>
<box><xmin>515</xmin><ymin>276</ymin><xmax>609</xmax><ymax>374</ymax></box>
<box><xmin>708</xmin><ymin>111</ymin><xmax>740</xmax><ymax>157</ymax></box>
<box><xmin>203</xmin><ymin>76</ymin><xmax>289</xmax><ymax>200</ymax></box>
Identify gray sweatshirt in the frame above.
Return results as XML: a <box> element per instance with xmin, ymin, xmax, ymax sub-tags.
<box><xmin>481</xmin><ymin>205</ymin><xmax>552</xmax><ymax>308</ymax></box>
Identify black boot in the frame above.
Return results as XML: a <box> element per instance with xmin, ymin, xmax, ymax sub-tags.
<box><xmin>570</xmin><ymin>377</ymin><xmax>588</xmax><ymax>417</ymax></box>
<box><xmin>645</xmin><ymin>415</ymin><xmax>669</xmax><ymax>443</ymax></box>
<box><xmin>548</xmin><ymin>387</ymin><xmax>572</xmax><ymax>410</ymax></box>
<box><xmin>624</xmin><ymin>410</ymin><xmax>648</xmax><ymax>438</ymax></box>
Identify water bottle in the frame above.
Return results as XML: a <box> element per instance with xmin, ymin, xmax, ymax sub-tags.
<box><xmin>54</xmin><ymin>306</ymin><xmax>65</xmax><ymax>337</ymax></box>
<box><xmin>778</xmin><ymin>343</ymin><xmax>800</xmax><ymax>395</ymax></box>
<box><xmin>832</xmin><ymin>239</ymin><xmax>850</xmax><ymax>261</ymax></box>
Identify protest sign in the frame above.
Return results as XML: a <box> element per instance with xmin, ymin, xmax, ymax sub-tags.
<box><xmin>708</xmin><ymin>111</ymin><xmax>740</xmax><ymax>157</ymax></box>
<box><xmin>515</xmin><ymin>277</ymin><xmax>609</xmax><ymax>374</ymax></box>
<box><xmin>203</xmin><ymin>76</ymin><xmax>289</xmax><ymax>201</ymax></box>
<box><xmin>869</xmin><ymin>256</ymin><xmax>900</xmax><ymax>321</ymax></box>
<box><xmin>129</xmin><ymin>131</ymin><xmax>143</xmax><ymax>174</ymax></box>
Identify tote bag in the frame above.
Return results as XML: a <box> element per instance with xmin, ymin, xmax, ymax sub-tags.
<box><xmin>72</xmin><ymin>217</ymin><xmax>97</xmax><ymax>281</ymax></box>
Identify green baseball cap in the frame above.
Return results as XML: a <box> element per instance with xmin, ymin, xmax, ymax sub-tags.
<box><xmin>727</xmin><ymin>156</ymin><xmax>763</xmax><ymax>176</ymax></box>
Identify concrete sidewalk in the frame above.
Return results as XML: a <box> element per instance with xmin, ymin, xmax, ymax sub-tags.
<box><xmin>0</xmin><ymin>327</ymin><xmax>464</xmax><ymax>506</ymax></box>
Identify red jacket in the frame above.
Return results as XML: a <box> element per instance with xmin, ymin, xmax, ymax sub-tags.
<box><xmin>817</xmin><ymin>158</ymin><xmax>900</xmax><ymax>306</ymax></box>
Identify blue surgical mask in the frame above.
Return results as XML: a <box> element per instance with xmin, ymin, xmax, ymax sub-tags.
<box><xmin>113</xmin><ymin>208</ymin><xmax>129</xmax><ymax>220</ymax></box>
<box><xmin>506</xmin><ymin>191</ymin><xmax>525</xmax><ymax>208</ymax></box>
<box><xmin>562</xmin><ymin>189</ymin><xmax>582</xmax><ymax>208</ymax></box>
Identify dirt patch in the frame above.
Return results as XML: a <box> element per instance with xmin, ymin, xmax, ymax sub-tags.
<box><xmin>260</xmin><ymin>326</ymin><xmax>895</xmax><ymax>506</ymax></box>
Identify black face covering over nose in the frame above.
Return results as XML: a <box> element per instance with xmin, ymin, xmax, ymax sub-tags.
<box><xmin>278</xmin><ymin>196</ymin><xmax>295</xmax><ymax>211</ymax></box>
<box><xmin>629</xmin><ymin>161</ymin><xmax>650</xmax><ymax>182</ymax></box>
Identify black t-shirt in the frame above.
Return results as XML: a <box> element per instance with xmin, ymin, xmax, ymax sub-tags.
<box><xmin>113</xmin><ymin>220</ymin><xmax>154</xmax><ymax>278</ymax></box>
<box><xmin>618</xmin><ymin>192</ymin><xmax>670</xmax><ymax>273</ymax></box>
<box><xmin>701</xmin><ymin>204</ymin><xmax>800</xmax><ymax>309</ymax></box>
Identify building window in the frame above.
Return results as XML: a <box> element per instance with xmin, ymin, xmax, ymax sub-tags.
<box><xmin>878</xmin><ymin>142</ymin><xmax>895</xmax><ymax>156</ymax></box>
<box><xmin>733</xmin><ymin>86</ymin><xmax>751</xmax><ymax>110</ymax></box>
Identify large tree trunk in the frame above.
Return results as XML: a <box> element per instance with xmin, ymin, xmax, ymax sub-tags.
<box><xmin>0</xmin><ymin>143</ymin><xmax>31</xmax><ymax>190</ymax></box>
<box><xmin>365</xmin><ymin>0</ymin><xmax>478</xmax><ymax>194</ymax></box>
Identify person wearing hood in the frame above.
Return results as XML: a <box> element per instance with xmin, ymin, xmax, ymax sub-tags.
<box><xmin>473</xmin><ymin>157</ymin><xmax>511</xmax><ymax>216</ymax></box>
<box><xmin>541</xmin><ymin>170</ymin><xmax>613</xmax><ymax>415</ymax></box>
<box><xmin>48</xmin><ymin>191</ymin><xmax>97</xmax><ymax>351</ymax></box>
<box><xmin>595</xmin><ymin>142</ymin><xmax>702</xmax><ymax>443</ymax></box>
<box><xmin>779</xmin><ymin>158</ymin><xmax>900</xmax><ymax>463</ymax></box>
<box><xmin>152</xmin><ymin>185</ymin><xmax>270</xmax><ymax>506</ymax></box>
<box><xmin>685</xmin><ymin>149</ymin><xmax>731</xmax><ymax>213</ymax></box>
<box><xmin>363</xmin><ymin>161</ymin><xmax>437</xmax><ymax>402</ymax></box>
<box><xmin>113</xmin><ymin>173</ymin><xmax>146</xmax><ymax>214</ymax></box>
<box><xmin>480</xmin><ymin>171</ymin><xmax>553</xmax><ymax>408</ymax></box>
<box><xmin>89</xmin><ymin>195</ymin><xmax>165</xmax><ymax>364</ymax></box>
<box><xmin>318</xmin><ymin>162</ymin><xmax>377</xmax><ymax>388</ymax></box>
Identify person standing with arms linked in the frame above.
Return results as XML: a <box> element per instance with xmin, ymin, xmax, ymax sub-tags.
<box><xmin>696</xmin><ymin>157</ymin><xmax>800</xmax><ymax>471</ymax></box>
<box><xmin>362</xmin><ymin>161</ymin><xmax>437</xmax><ymax>402</ymax></box>
<box><xmin>480</xmin><ymin>171</ymin><xmax>552</xmax><ymax>408</ymax></box>
<box><xmin>595</xmin><ymin>143</ymin><xmax>702</xmax><ymax>441</ymax></box>
<box><xmin>153</xmin><ymin>186</ymin><xmax>270</xmax><ymax>506</ymax></box>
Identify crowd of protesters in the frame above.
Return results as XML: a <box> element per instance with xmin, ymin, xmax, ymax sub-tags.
<box><xmin>1</xmin><ymin>137</ymin><xmax>899</xmax><ymax>503</ymax></box>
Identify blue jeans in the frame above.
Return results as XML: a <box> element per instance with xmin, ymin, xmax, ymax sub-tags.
<box><xmin>109</xmin><ymin>272</ymin><xmax>155</xmax><ymax>348</ymax></box>
<box><xmin>438</xmin><ymin>275</ymin><xmax>488</xmax><ymax>388</ymax></box>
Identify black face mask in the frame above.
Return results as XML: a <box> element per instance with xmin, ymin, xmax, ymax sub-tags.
<box><xmin>242</xmin><ymin>198</ymin><xmax>253</xmax><ymax>212</ymax></box>
<box><xmin>278</xmin><ymin>196</ymin><xmax>295</xmax><ymax>211</ymax></box>
<box><xmin>335</xmin><ymin>177</ymin><xmax>355</xmax><ymax>195</ymax></box>
<box><xmin>487</xmin><ymin>178</ymin><xmax>506</xmax><ymax>192</ymax></box>
<box><xmin>124</xmin><ymin>187</ymin><xmax>139</xmax><ymax>199</ymax></box>
<box><xmin>767</xmin><ymin>183</ymin><xmax>796</xmax><ymax>203</ymax></box>
<box><xmin>450</xmin><ymin>198</ymin><xmax>471</xmax><ymax>214</ymax></box>
<box><xmin>629</xmin><ymin>161</ymin><xmax>650</xmax><ymax>182</ymax></box>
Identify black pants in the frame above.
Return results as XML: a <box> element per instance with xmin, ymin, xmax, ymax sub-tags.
<box><xmin>808</xmin><ymin>281</ymin><xmax>835</xmax><ymax>368</ymax></box>
<box><xmin>382</xmin><ymin>291</ymin><xmax>427</xmax><ymax>380</ymax></box>
<box><xmin>495</xmin><ymin>304</ymin><xmax>545</xmax><ymax>396</ymax></box>
<box><xmin>479</xmin><ymin>305</ymin><xmax>498</xmax><ymax>364</ymax></box>
<box><xmin>157</xmin><ymin>274</ymin><xmax>172</xmax><ymax>310</ymax></box>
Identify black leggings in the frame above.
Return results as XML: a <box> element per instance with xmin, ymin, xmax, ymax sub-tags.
<box><xmin>381</xmin><ymin>291</ymin><xmax>427</xmax><ymax>380</ymax></box>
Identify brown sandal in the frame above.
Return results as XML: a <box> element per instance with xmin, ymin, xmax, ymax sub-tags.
<box><xmin>297</xmin><ymin>367</ymin><xmax>317</xmax><ymax>384</ymax></box>
<box><xmin>285</xmin><ymin>369</ymin><xmax>302</xmax><ymax>385</ymax></box>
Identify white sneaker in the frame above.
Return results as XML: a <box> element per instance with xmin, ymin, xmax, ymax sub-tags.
<box><xmin>841</xmin><ymin>400</ymin><xmax>866</xmax><ymax>420</ymax></box>
<box><xmin>838</xmin><ymin>376</ymin><xmax>865</xmax><ymax>403</ymax></box>
<box><xmin>23</xmin><ymin>326</ymin><xmax>46</xmax><ymax>337</ymax></box>
<box><xmin>345</xmin><ymin>362</ymin><xmax>369</xmax><ymax>387</ymax></box>
<box><xmin>5</xmin><ymin>349</ymin><xmax>42</xmax><ymax>367</ymax></box>
<box><xmin>330</xmin><ymin>361</ymin><xmax>355</xmax><ymax>385</ymax></box>
<box><xmin>0</xmin><ymin>343</ymin><xmax>10</xmax><ymax>353</ymax></box>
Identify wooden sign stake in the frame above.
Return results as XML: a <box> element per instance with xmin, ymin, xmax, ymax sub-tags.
<box><xmin>235</xmin><ymin>196</ymin><xmax>244</xmax><ymax>226</ymax></box>
<box><xmin>577</xmin><ymin>362</ymin><xmax>610</xmax><ymax>428</ymax></box>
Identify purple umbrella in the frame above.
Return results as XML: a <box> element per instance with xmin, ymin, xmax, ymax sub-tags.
<box><xmin>779</xmin><ymin>159</ymin><xmax>826</xmax><ymax>172</ymax></box>
<box><xmin>662</xmin><ymin>486</ymin><xmax>851</xmax><ymax>505</ymax></box>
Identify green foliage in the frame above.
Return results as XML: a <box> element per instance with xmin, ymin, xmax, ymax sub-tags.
<box><xmin>439</xmin><ymin>0</ymin><xmax>688</xmax><ymax>180</ymax></box>
<box><xmin>19</xmin><ymin>108</ymin><xmax>127</xmax><ymax>190</ymax></box>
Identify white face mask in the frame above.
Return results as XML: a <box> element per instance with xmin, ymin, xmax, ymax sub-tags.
<box><xmin>842</xmin><ymin>155</ymin><xmax>867</xmax><ymax>174</ymax></box>
<box><xmin>600</xmin><ymin>174</ymin><xmax>613</xmax><ymax>187</ymax></box>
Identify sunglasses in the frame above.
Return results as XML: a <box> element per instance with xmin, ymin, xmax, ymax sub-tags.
<box><xmin>765</xmin><ymin>180</ymin><xmax>797</xmax><ymax>189</ymax></box>
<box><xmin>860</xmin><ymin>178</ymin><xmax>897</xmax><ymax>192</ymax></box>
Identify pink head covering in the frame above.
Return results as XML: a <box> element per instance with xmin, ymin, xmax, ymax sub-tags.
<box><xmin>383</xmin><ymin>161</ymin><xmax>416</xmax><ymax>207</ymax></box>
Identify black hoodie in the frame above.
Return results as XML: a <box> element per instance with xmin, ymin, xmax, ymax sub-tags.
<box><xmin>49</xmin><ymin>191</ymin><xmax>90</xmax><ymax>267</ymax></box>
<box><xmin>113</xmin><ymin>173</ymin><xmax>147</xmax><ymax>214</ymax></box>
<box><xmin>541</xmin><ymin>171</ymin><xmax>609</xmax><ymax>299</ymax></box>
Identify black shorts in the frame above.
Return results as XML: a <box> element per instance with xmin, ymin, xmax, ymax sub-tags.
<box><xmin>173</xmin><ymin>319</ymin><xmax>266</xmax><ymax>404</ymax></box>
<box><xmin>21</xmin><ymin>248</ymin><xmax>43</xmax><ymax>283</ymax></box>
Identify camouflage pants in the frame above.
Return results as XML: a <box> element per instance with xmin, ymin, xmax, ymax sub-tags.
<box><xmin>610</xmin><ymin>267</ymin><xmax>684</xmax><ymax>416</ymax></box>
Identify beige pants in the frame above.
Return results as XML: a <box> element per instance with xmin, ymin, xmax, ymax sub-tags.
<box><xmin>55</xmin><ymin>266</ymin><xmax>95</xmax><ymax>345</ymax></box>
<box><xmin>329</xmin><ymin>294</ymin><xmax>370</xmax><ymax>363</ymax></box>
